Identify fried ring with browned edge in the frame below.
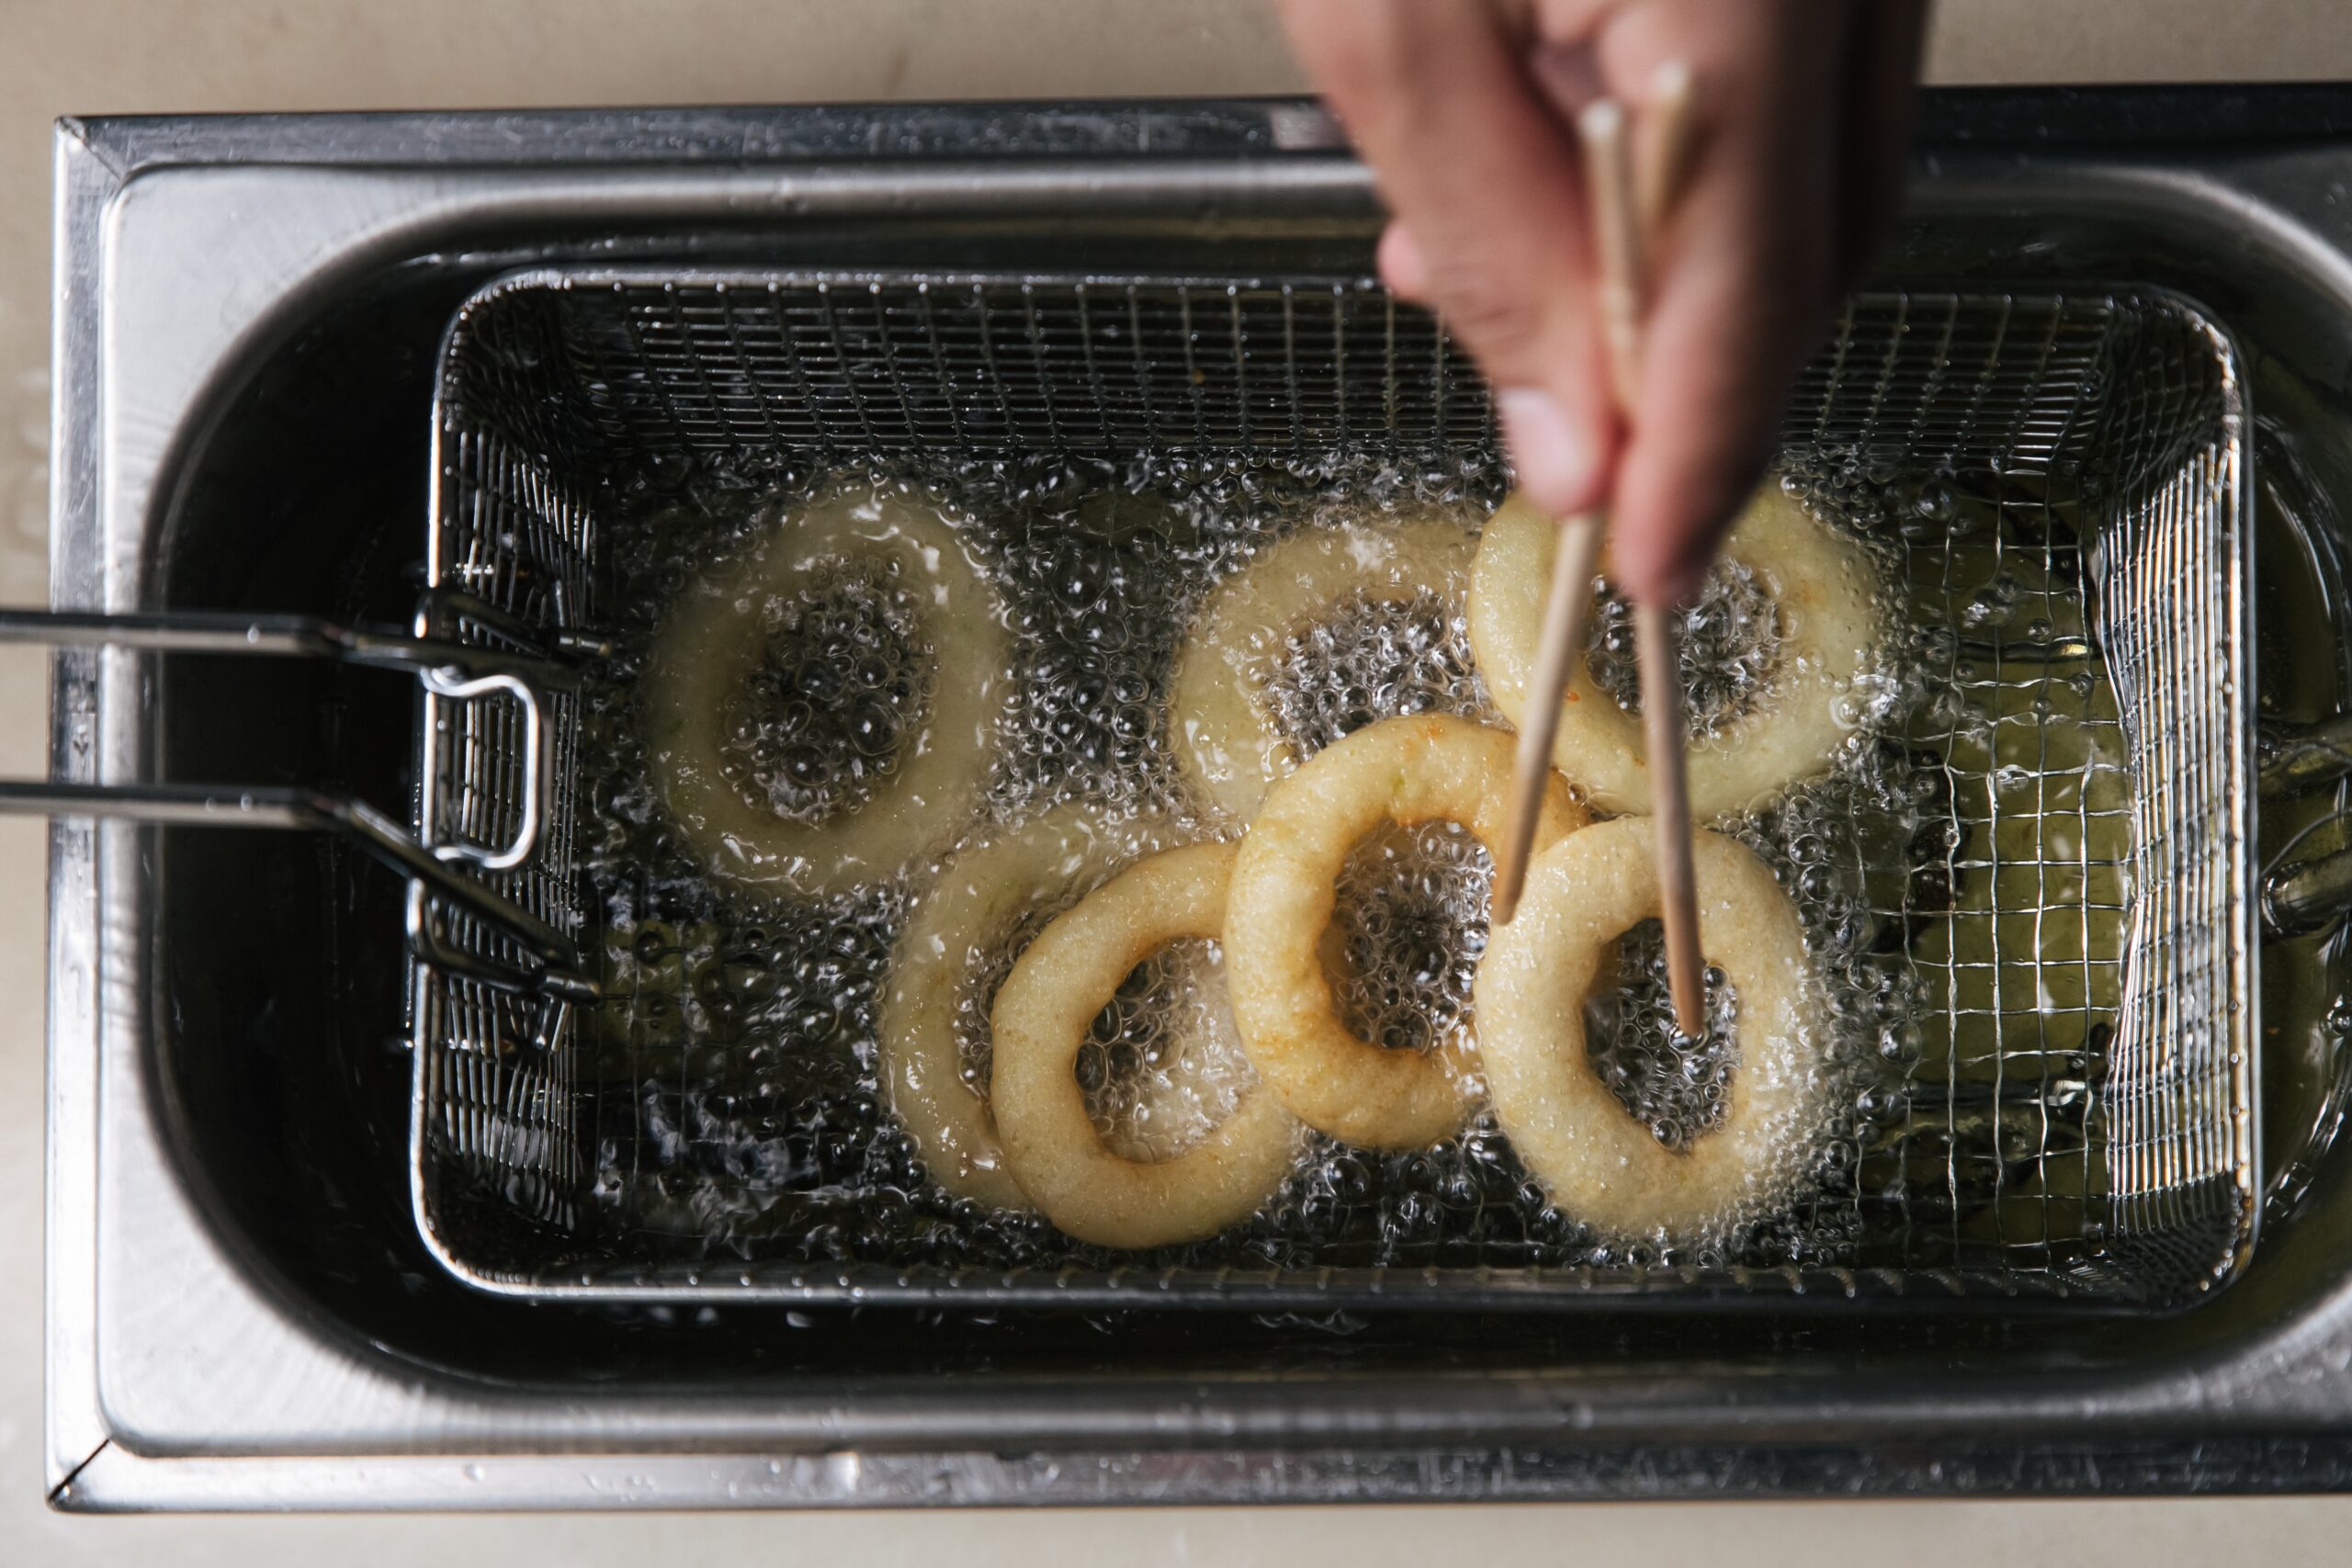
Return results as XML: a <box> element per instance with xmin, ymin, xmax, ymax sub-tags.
<box><xmin>991</xmin><ymin>840</ymin><xmax>1301</xmax><ymax>1247</ymax></box>
<box><xmin>1476</xmin><ymin>816</ymin><xmax>1830</xmax><ymax>1239</ymax></box>
<box><xmin>1223</xmin><ymin>714</ymin><xmax>1589</xmax><ymax>1149</ymax></box>
<box><xmin>1471</xmin><ymin>481</ymin><xmax>1881</xmax><ymax>819</ymax></box>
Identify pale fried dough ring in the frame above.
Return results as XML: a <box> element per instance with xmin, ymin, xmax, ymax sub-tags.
<box><xmin>1170</xmin><ymin>516</ymin><xmax>1480</xmax><ymax>823</ymax></box>
<box><xmin>877</xmin><ymin>803</ymin><xmax>1182</xmax><ymax>1209</ymax></box>
<box><xmin>1474</xmin><ymin>817</ymin><xmax>1827</xmax><ymax>1239</ymax></box>
<box><xmin>1469</xmin><ymin>481</ymin><xmax>1882</xmax><ymax>819</ymax></box>
<box><xmin>641</xmin><ymin>484</ymin><xmax>1011</xmax><ymax>895</ymax></box>
<box><xmin>1223</xmin><ymin>714</ymin><xmax>1590</xmax><ymax>1149</ymax></box>
<box><xmin>991</xmin><ymin>841</ymin><xmax>1302</xmax><ymax>1248</ymax></box>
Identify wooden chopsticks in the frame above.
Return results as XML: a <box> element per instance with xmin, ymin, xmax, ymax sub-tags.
<box><xmin>1492</xmin><ymin>64</ymin><xmax>1708</xmax><ymax>1040</ymax></box>
<box><xmin>1488</xmin><ymin>98</ymin><xmax>1635</xmax><ymax>930</ymax></box>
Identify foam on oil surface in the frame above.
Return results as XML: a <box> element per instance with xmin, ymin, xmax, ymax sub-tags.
<box><xmin>1588</xmin><ymin>558</ymin><xmax>1783</xmax><ymax>739</ymax></box>
<box><xmin>717</xmin><ymin>569</ymin><xmax>932</xmax><ymax>824</ymax></box>
<box><xmin>1077</xmin><ymin>938</ymin><xmax>1253</xmax><ymax>1165</ymax></box>
<box><xmin>1268</xmin><ymin>590</ymin><xmax>1490</xmax><ymax>753</ymax></box>
<box><xmin>574</xmin><ymin>447</ymin><xmax>2120</xmax><ymax>1274</ymax></box>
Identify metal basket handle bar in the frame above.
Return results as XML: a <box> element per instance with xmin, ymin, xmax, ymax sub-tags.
<box><xmin>418</xmin><ymin>666</ymin><xmax>546</xmax><ymax>873</ymax></box>
<box><xmin>4</xmin><ymin>604</ymin><xmax>594</xmax><ymax>986</ymax></box>
<box><xmin>0</xmin><ymin>606</ymin><xmax>588</xmax><ymax>690</ymax></box>
<box><xmin>414</xmin><ymin>587</ymin><xmax>615</xmax><ymax>665</ymax></box>
<box><xmin>402</xmin><ymin>881</ymin><xmax>594</xmax><ymax>1003</ymax></box>
<box><xmin>2256</xmin><ymin>713</ymin><xmax>2352</xmax><ymax>938</ymax></box>
<box><xmin>5</xmin><ymin>605</ymin><xmax>560</xmax><ymax>870</ymax></box>
<box><xmin>2260</xmin><ymin>711</ymin><xmax>2352</xmax><ymax>798</ymax></box>
<box><xmin>0</xmin><ymin>780</ymin><xmax>586</xmax><ymax>990</ymax></box>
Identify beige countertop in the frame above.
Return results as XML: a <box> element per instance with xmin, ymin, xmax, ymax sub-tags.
<box><xmin>10</xmin><ymin>1</ymin><xmax>2352</xmax><ymax>1561</ymax></box>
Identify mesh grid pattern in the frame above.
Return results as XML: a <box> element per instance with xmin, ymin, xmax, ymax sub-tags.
<box><xmin>415</xmin><ymin>323</ymin><xmax>600</xmax><ymax>1231</ymax></box>
<box><xmin>416</xmin><ymin>269</ymin><xmax>2254</xmax><ymax>1306</ymax></box>
<box><xmin>562</xmin><ymin>276</ymin><xmax>1489</xmax><ymax>454</ymax></box>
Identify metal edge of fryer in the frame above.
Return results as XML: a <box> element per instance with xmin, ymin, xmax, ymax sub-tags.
<box><xmin>45</xmin><ymin>93</ymin><xmax>2352</xmax><ymax>1508</ymax></box>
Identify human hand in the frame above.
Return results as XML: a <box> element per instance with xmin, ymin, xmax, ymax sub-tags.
<box><xmin>1275</xmin><ymin>0</ymin><xmax>1928</xmax><ymax>606</ymax></box>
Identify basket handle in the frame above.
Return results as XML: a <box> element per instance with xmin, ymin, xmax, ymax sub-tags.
<box><xmin>0</xmin><ymin>778</ymin><xmax>588</xmax><ymax>994</ymax></box>
<box><xmin>417</xmin><ymin>666</ymin><xmax>546</xmax><ymax>873</ymax></box>
<box><xmin>7</xmin><ymin>605</ymin><xmax>595</xmax><ymax>996</ymax></box>
<box><xmin>2256</xmin><ymin>713</ymin><xmax>2352</xmax><ymax>939</ymax></box>
<box><xmin>0</xmin><ymin>605</ymin><xmax>590</xmax><ymax>688</ymax></box>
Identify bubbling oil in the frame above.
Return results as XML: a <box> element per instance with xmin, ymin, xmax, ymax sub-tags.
<box><xmin>718</xmin><ymin>569</ymin><xmax>932</xmax><ymax>824</ymax></box>
<box><xmin>1077</xmin><ymin>938</ymin><xmax>1253</xmax><ymax>1165</ymax></box>
<box><xmin>1588</xmin><ymin>558</ymin><xmax>1783</xmax><ymax>739</ymax></box>
<box><xmin>1320</xmin><ymin>820</ymin><xmax>1491</xmax><ymax>1059</ymax></box>
<box><xmin>574</xmin><ymin>445</ymin><xmax>2130</xmax><ymax>1275</ymax></box>
<box><xmin>1583</xmin><ymin>919</ymin><xmax>1741</xmax><ymax>1151</ymax></box>
<box><xmin>1268</xmin><ymin>591</ymin><xmax>1490</xmax><ymax>753</ymax></box>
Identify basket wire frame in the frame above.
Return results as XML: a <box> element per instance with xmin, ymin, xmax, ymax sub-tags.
<box><xmin>413</xmin><ymin>269</ymin><xmax>2255</xmax><ymax>1307</ymax></box>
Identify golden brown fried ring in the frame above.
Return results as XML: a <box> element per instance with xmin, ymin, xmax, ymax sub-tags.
<box><xmin>1224</xmin><ymin>714</ymin><xmax>1589</xmax><ymax>1149</ymax></box>
<box><xmin>1471</xmin><ymin>481</ymin><xmax>1882</xmax><ymax>819</ymax></box>
<box><xmin>991</xmin><ymin>840</ymin><xmax>1301</xmax><ymax>1247</ymax></box>
<box><xmin>878</xmin><ymin>803</ymin><xmax>1182</xmax><ymax>1210</ymax></box>
<box><xmin>1476</xmin><ymin>816</ymin><xmax>1828</xmax><ymax>1239</ymax></box>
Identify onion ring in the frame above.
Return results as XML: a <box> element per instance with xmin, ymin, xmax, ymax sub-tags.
<box><xmin>1469</xmin><ymin>480</ymin><xmax>1882</xmax><ymax>819</ymax></box>
<box><xmin>1474</xmin><ymin>816</ymin><xmax>1829</xmax><ymax>1239</ymax></box>
<box><xmin>1223</xmin><ymin>714</ymin><xmax>1590</xmax><ymax>1149</ymax></box>
<box><xmin>877</xmin><ymin>803</ymin><xmax>1182</xmax><ymax>1209</ymax></box>
<box><xmin>990</xmin><ymin>841</ymin><xmax>1302</xmax><ymax>1247</ymax></box>
<box><xmin>641</xmin><ymin>483</ymin><xmax>1011</xmax><ymax>895</ymax></box>
<box><xmin>1170</xmin><ymin>516</ymin><xmax>1480</xmax><ymax>822</ymax></box>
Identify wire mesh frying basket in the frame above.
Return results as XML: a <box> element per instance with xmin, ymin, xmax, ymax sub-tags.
<box><xmin>413</xmin><ymin>268</ymin><xmax>2255</xmax><ymax>1309</ymax></box>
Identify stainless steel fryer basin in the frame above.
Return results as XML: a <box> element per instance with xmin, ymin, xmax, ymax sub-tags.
<box><xmin>47</xmin><ymin>94</ymin><xmax>2352</xmax><ymax>1508</ymax></box>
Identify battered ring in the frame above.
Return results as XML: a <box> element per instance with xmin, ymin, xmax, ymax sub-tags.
<box><xmin>1223</xmin><ymin>713</ymin><xmax>1591</xmax><ymax>1149</ymax></box>
<box><xmin>877</xmin><ymin>803</ymin><xmax>1181</xmax><ymax>1209</ymax></box>
<box><xmin>990</xmin><ymin>840</ymin><xmax>1303</xmax><ymax>1247</ymax></box>
<box><xmin>640</xmin><ymin>484</ymin><xmax>1012</xmax><ymax>896</ymax></box>
<box><xmin>1170</xmin><ymin>516</ymin><xmax>1480</xmax><ymax>823</ymax></box>
<box><xmin>1474</xmin><ymin>816</ymin><xmax>1828</xmax><ymax>1239</ymax></box>
<box><xmin>1468</xmin><ymin>480</ymin><xmax>1882</xmax><ymax>819</ymax></box>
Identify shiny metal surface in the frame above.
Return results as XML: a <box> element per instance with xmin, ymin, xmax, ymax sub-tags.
<box><xmin>0</xmin><ymin>604</ymin><xmax>582</xmax><ymax>973</ymax></box>
<box><xmin>0</xmin><ymin>605</ymin><xmax>582</xmax><ymax>685</ymax></box>
<box><xmin>45</xmin><ymin>95</ymin><xmax>2352</xmax><ymax>1510</ymax></box>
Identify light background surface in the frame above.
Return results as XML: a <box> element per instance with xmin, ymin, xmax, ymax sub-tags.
<box><xmin>6</xmin><ymin>1</ymin><xmax>2352</xmax><ymax>1561</ymax></box>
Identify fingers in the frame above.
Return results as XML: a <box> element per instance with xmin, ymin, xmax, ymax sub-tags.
<box><xmin>1606</xmin><ymin>3</ymin><xmax>1853</xmax><ymax>607</ymax></box>
<box><xmin>1608</xmin><ymin>222</ymin><xmax>1798</xmax><ymax>607</ymax></box>
<box><xmin>1284</xmin><ymin>0</ymin><xmax>1923</xmax><ymax>607</ymax></box>
<box><xmin>1275</xmin><ymin>0</ymin><xmax>1617</xmax><ymax>517</ymax></box>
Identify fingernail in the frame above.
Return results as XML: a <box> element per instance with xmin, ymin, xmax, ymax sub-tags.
<box><xmin>1377</xmin><ymin>222</ymin><xmax>1430</xmax><ymax>299</ymax></box>
<box><xmin>1496</xmin><ymin>389</ymin><xmax>1598</xmax><ymax>515</ymax></box>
